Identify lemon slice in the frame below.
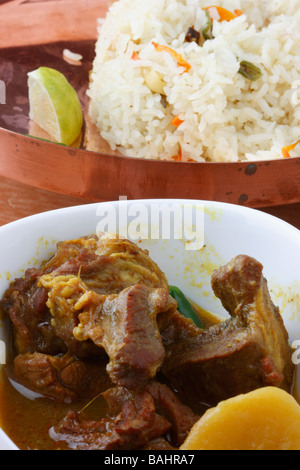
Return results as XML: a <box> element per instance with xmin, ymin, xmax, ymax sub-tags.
<box><xmin>28</xmin><ymin>67</ymin><xmax>83</xmax><ymax>146</ymax></box>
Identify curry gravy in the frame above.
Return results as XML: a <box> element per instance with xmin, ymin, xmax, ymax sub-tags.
<box><xmin>0</xmin><ymin>365</ymin><xmax>109</xmax><ymax>450</ymax></box>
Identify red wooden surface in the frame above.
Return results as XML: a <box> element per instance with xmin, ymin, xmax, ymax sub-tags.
<box><xmin>0</xmin><ymin>0</ymin><xmax>104</xmax><ymax>48</ymax></box>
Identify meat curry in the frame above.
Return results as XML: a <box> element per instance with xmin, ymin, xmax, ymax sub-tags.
<box><xmin>0</xmin><ymin>234</ymin><xmax>295</xmax><ymax>450</ymax></box>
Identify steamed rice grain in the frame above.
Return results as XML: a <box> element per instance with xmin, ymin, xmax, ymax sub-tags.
<box><xmin>87</xmin><ymin>0</ymin><xmax>300</xmax><ymax>162</ymax></box>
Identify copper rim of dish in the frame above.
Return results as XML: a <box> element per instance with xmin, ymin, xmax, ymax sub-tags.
<box><xmin>1</xmin><ymin>127</ymin><xmax>300</xmax><ymax>208</ymax></box>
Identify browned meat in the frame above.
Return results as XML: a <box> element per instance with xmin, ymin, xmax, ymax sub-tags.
<box><xmin>12</xmin><ymin>352</ymin><xmax>112</xmax><ymax>402</ymax></box>
<box><xmin>144</xmin><ymin>381</ymin><xmax>199</xmax><ymax>447</ymax></box>
<box><xmin>39</xmin><ymin>275</ymin><xmax>177</xmax><ymax>389</ymax></box>
<box><xmin>74</xmin><ymin>284</ymin><xmax>176</xmax><ymax>389</ymax></box>
<box><xmin>36</xmin><ymin>274</ymin><xmax>104</xmax><ymax>360</ymax></box>
<box><xmin>50</xmin><ymin>388</ymin><xmax>171</xmax><ymax>450</ymax></box>
<box><xmin>1</xmin><ymin>234</ymin><xmax>173</xmax><ymax>391</ymax></box>
<box><xmin>1</xmin><ymin>234</ymin><xmax>168</xmax><ymax>357</ymax></box>
<box><xmin>0</xmin><ymin>236</ymin><xmax>100</xmax><ymax>356</ymax></box>
<box><xmin>211</xmin><ymin>255</ymin><xmax>294</xmax><ymax>390</ymax></box>
<box><xmin>50</xmin><ymin>381</ymin><xmax>198</xmax><ymax>450</ymax></box>
<box><xmin>162</xmin><ymin>255</ymin><xmax>294</xmax><ymax>409</ymax></box>
<box><xmin>51</xmin><ymin>233</ymin><xmax>169</xmax><ymax>294</ymax></box>
<box><xmin>1</xmin><ymin>268</ymin><xmax>66</xmax><ymax>356</ymax></box>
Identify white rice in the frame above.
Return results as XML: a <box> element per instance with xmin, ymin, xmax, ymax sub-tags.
<box><xmin>87</xmin><ymin>0</ymin><xmax>300</xmax><ymax>162</ymax></box>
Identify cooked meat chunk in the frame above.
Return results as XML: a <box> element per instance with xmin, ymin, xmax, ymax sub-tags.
<box><xmin>103</xmin><ymin>381</ymin><xmax>199</xmax><ymax>446</ymax></box>
<box><xmin>11</xmin><ymin>352</ymin><xmax>112</xmax><ymax>403</ymax></box>
<box><xmin>1</xmin><ymin>268</ymin><xmax>66</xmax><ymax>356</ymax></box>
<box><xmin>51</xmin><ymin>233</ymin><xmax>169</xmax><ymax>294</ymax></box>
<box><xmin>144</xmin><ymin>381</ymin><xmax>199</xmax><ymax>447</ymax></box>
<box><xmin>36</xmin><ymin>275</ymin><xmax>103</xmax><ymax>360</ymax></box>
<box><xmin>50</xmin><ymin>388</ymin><xmax>171</xmax><ymax>450</ymax></box>
<box><xmin>211</xmin><ymin>255</ymin><xmax>294</xmax><ymax>390</ymax></box>
<box><xmin>73</xmin><ymin>284</ymin><xmax>176</xmax><ymax>389</ymax></box>
<box><xmin>0</xmin><ymin>236</ymin><xmax>101</xmax><ymax>356</ymax></box>
<box><xmin>211</xmin><ymin>254</ymin><xmax>266</xmax><ymax>312</ymax></box>
<box><xmin>39</xmin><ymin>274</ymin><xmax>177</xmax><ymax>389</ymax></box>
<box><xmin>162</xmin><ymin>255</ymin><xmax>294</xmax><ymax>408</ymax></box>
<box><xmin>1</xmin><ymin>233</ymin><xmax>168</xmax><ymax>357</ymax></box>
<box><xmin>50</xmin><ymin>381</ymin><xmax>198</xmax><ymax>450</ymax></box>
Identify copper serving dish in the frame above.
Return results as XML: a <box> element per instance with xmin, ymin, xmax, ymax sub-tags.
<box><xmin>0</xmin><ymin>0</ymin><xmax>300</xmax><ymax>208</ymax></box>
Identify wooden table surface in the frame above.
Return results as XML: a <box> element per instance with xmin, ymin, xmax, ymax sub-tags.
<box><xmin>0</xmin><ymin>174</ymin><xmax>298</xmax><ymax>229</ymax></box>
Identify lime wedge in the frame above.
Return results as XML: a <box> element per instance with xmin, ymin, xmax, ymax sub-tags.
<box><xmin>28</xmin><ymin>67</ymin><xmax>83</xmax><ymax>146</ymax></box>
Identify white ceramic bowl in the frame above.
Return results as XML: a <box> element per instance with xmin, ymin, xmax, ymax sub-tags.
<box><xmin>0</xmin><ymin>199</ymin><xmax>300</xmax><ymax>450</ymax></box>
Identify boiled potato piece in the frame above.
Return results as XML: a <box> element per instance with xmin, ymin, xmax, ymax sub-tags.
<box><xmin>181</xmin><ymin>387</ymin><xmax>300</xmax><ymax>450</ymax></box>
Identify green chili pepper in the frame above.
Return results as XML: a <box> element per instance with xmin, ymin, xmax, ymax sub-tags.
<box><xmin>202</xmin><ymin>10</ymin><xmax>213</xmax><ymax>41</ymax></box>
<box><xmin>169</xmin><ymin>286</ymin><xmax>204</xmax><ymax>328</ymax></box>
<box><xmin>238</xmin><ymin>60</ymin><xmax>263</xmax><ymax>81</ymax></box>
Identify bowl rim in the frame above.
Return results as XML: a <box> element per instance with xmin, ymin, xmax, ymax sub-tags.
<box><xmin>0</xmin><ymin>198</ymin><xmax>299</xmax><ymax>237</ymax></box>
